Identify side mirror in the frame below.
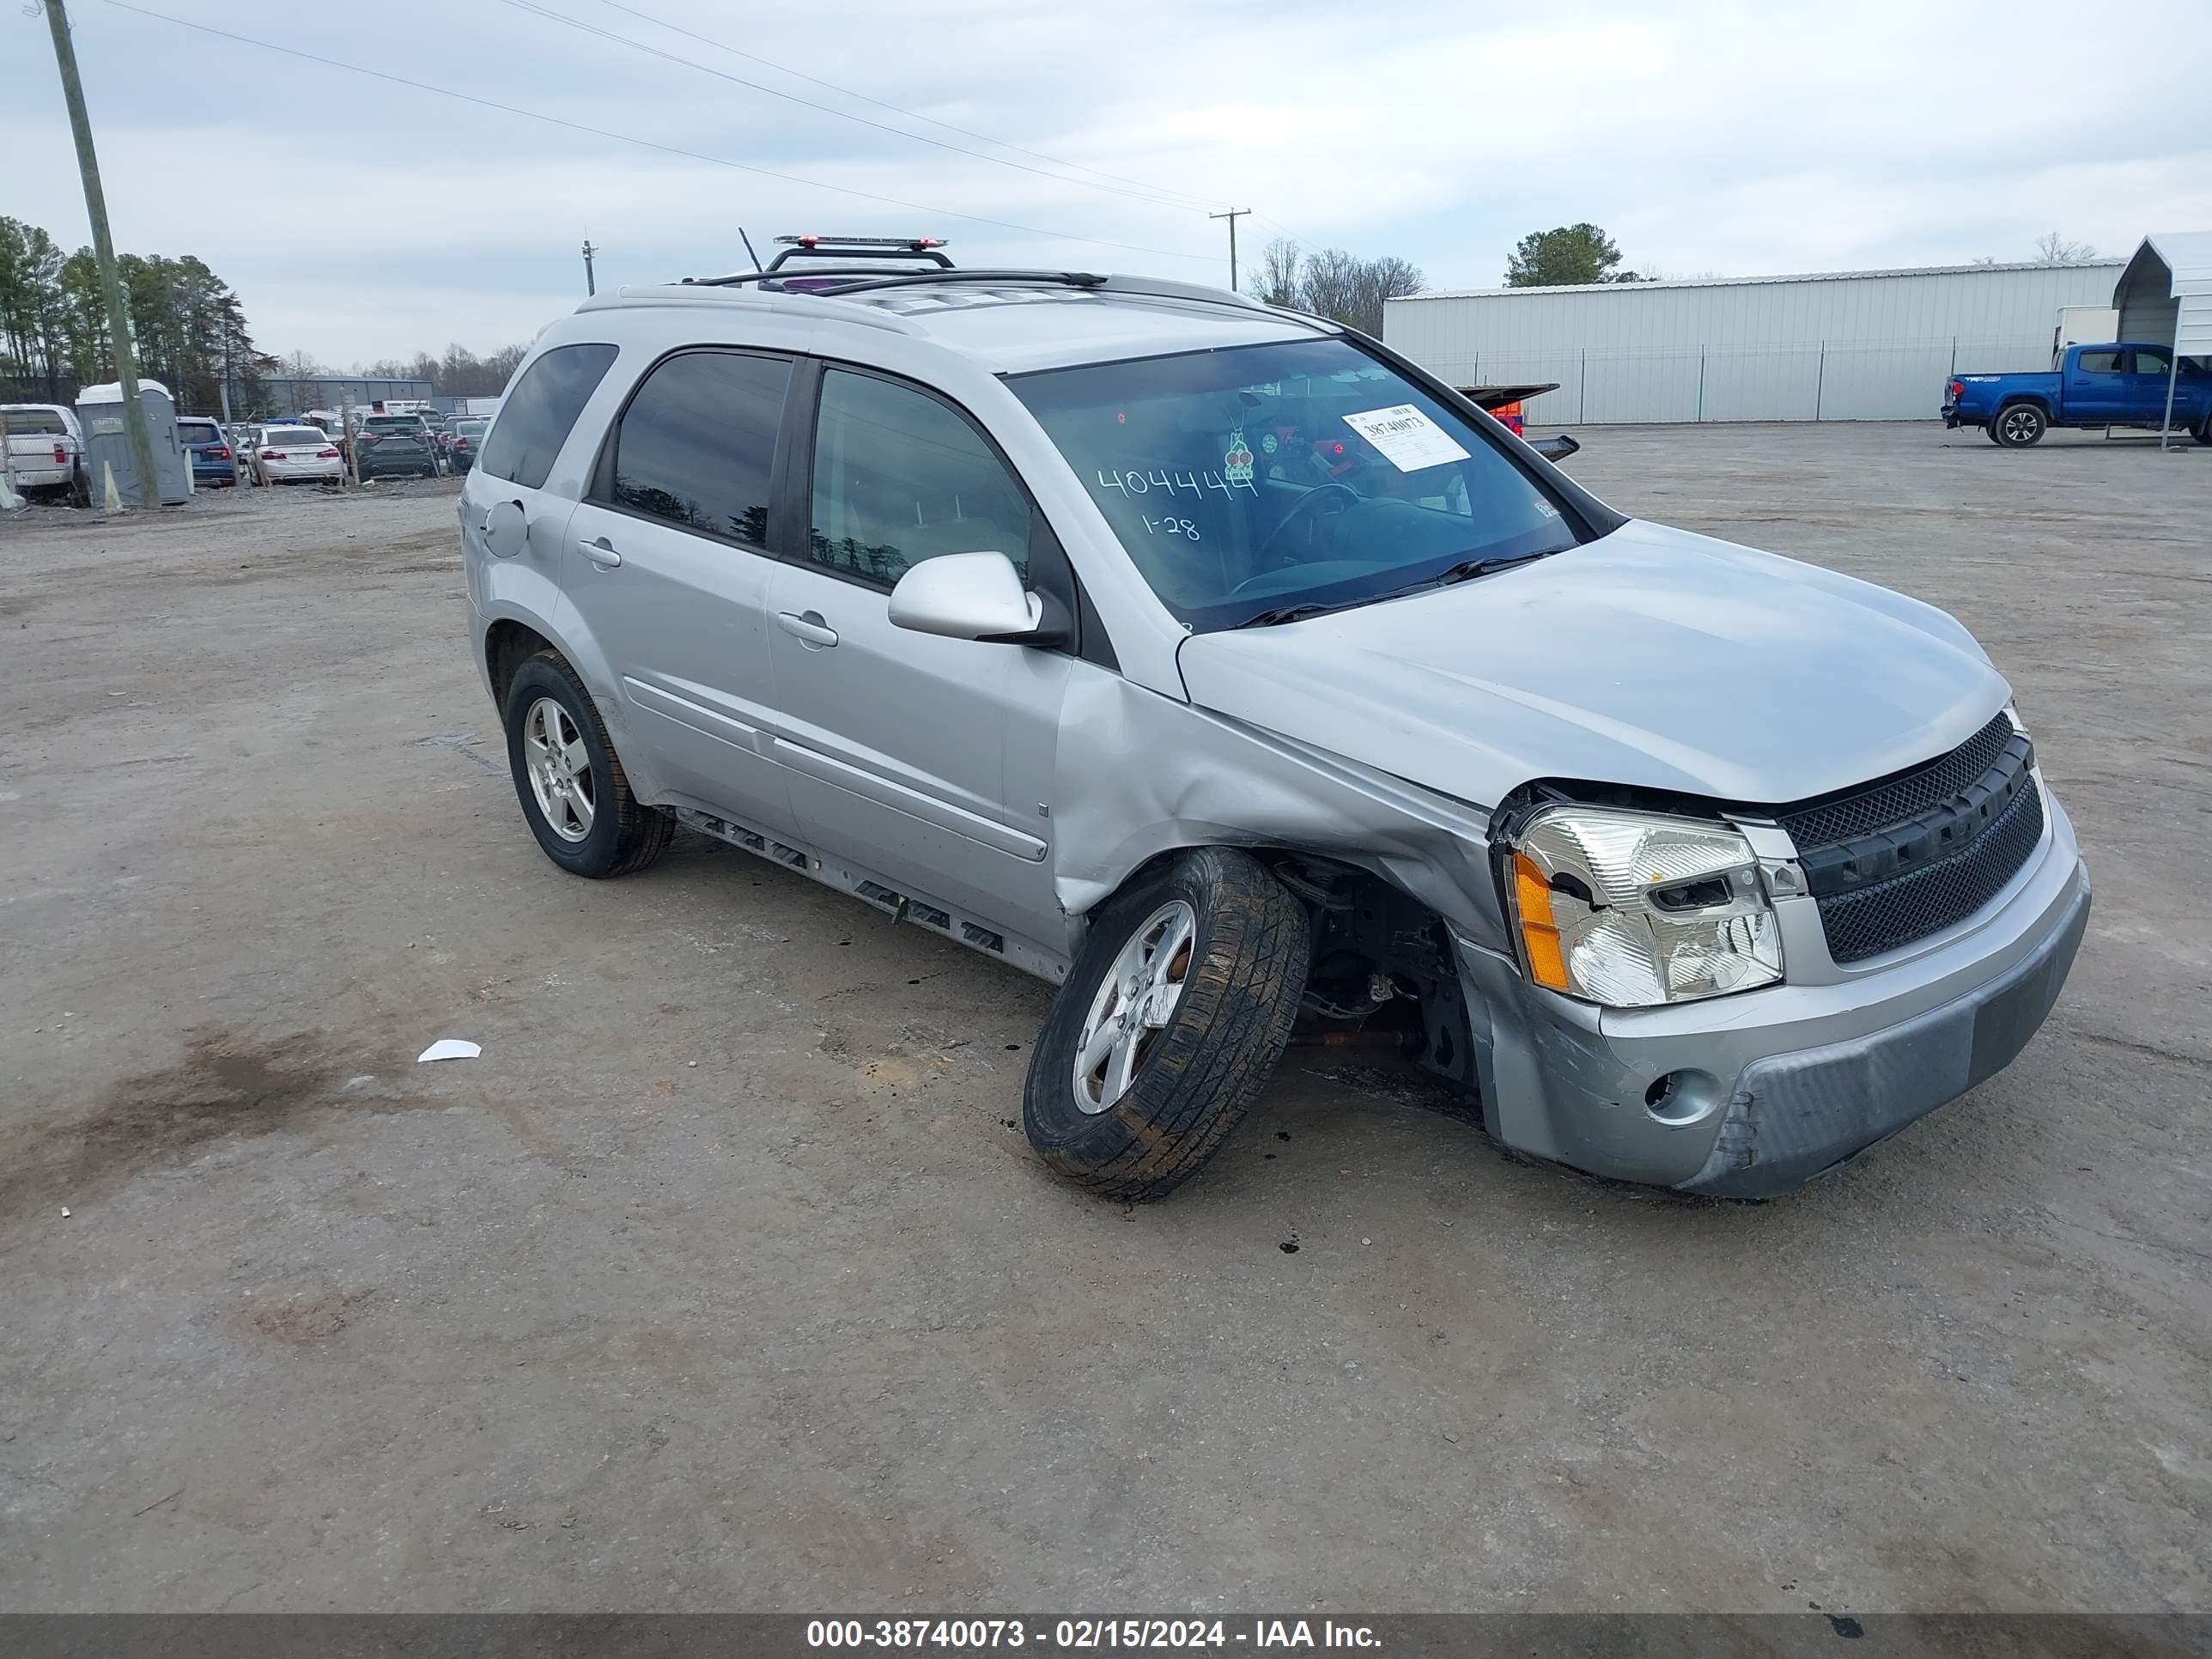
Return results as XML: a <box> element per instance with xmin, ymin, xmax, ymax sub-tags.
<box><xmin>888</xmin><ymin>550</ymin><xmax>1065</xmax><ymax>645</ymax></box>
<box><xmin>483</xmin><ymin>498</ymin><xmax>527</xmax><ymax>559</ymax></box>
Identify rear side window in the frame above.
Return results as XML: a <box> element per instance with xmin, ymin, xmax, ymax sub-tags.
<box><xmin>806</xmin><ymin>368</ymin><xmax>1033</xmax><ymax>587</ymax></box>
<box><xmin>601</xmin><ymin>349</ymin><xmax>789</xmax><ymax>547</ymax></box>
<box><xmin>2075</xmin><ymin>349</ymin><xmax>2121</xmax><ymax>374</ymax></box>
<box><xmin>478</xmin><ymin>343</ymin><xmax>617</xmax><ymax>490</ymax></box>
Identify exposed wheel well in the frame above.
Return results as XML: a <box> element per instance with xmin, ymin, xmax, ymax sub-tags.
<box><xmin>484</xmin><ymin>620</ymin><xmax>559</xmax><ymax>710</ymax></box>
<box><xmin>1105</xmin><ymin>846</ymin><xmax>1480</xmax><ymax>1097</ymax></box>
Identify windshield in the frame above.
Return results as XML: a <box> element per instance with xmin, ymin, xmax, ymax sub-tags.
<box><xmin>1010</xmin><ymin>337</ymin><xmax>1583</xmax><ymax>630</ymax></box>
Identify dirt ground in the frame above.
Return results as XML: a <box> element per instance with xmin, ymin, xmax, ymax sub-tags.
<box><xmin>1</xmin><ymin>427</ymin><xmax>2207</xmax><ymax>1613</ymax></box>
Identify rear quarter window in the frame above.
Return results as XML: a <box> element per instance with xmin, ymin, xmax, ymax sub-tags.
<box><xmin>477</xmin><ymin>343</ymin><xmax>619</xmax><ymax>491</ymax></box>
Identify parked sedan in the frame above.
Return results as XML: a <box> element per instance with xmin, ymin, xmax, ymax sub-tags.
<box><xmin>251</xmin><ymin>426</ymin><xmax>345</xmax><ymax>486</ymax></box>
<box><xmin>354</xmin><ymin>426</ymin><xmax>441</xmax><ymax>481</ymax></box>
<box><xmin>175</xmin><ymin>416</ymin><xmax>237</xmax><ymax>488</ymax></box>
<box><xmin>447</xmin><ymin>417</ymin><xmax>489</xmax><ymax>474</ymax></box>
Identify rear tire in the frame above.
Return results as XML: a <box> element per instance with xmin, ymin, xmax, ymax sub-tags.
<box><xmin>1993</xmin><ymin>402</ymin><xmax>2046</xmax><ymax>447</ymax></box>
<box><xmin>502</xmin><ymin>649</ymin><xmax>674</xmax><ymax>878</ymax></box>
<box><xmin>1024</xmin><ymin>848</ymin><xmax>1310</xmax><ymax>1200</ymax></box>
<box><xmin>2195</xmin><ymin>410</ymin><xmax>2211</xmax><ymax>447</ymax></box>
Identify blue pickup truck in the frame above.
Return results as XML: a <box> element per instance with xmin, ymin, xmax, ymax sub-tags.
<box><xmin>1944</xmin><ymin>342</ymin><xmax>2212</xmax><ymax>447</ymax></box>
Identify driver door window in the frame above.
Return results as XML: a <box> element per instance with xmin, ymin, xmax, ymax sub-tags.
<box><xmin>806</xmin><ymin>369</ymin><xmax>1032</xmax><ymax>586</ymax></box>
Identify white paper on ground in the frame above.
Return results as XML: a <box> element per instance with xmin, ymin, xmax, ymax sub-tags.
<box><xmin>416</xmin><ymin>1039</ymin><xmax>482</xmax><ymax>1062</ymax></box>
<box><xmin>1340</xmin><ymin>404</ymin><xmax>1470</xmax><ymax>472</ymax></box>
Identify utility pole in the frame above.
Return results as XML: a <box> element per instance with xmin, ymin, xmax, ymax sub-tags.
<box><xmin>42</xmin><ymin>0</ymin><xmax>161</xmax><ymax>507</ymax></box>
<box><xmin>581</xmin><ymin>239</ymin><xmax>598</xmax><ymax>296</ymax></box>
<box><xmin>1209</xmin><ymin>208</ymin><xmax>1251</xmax><ymax>291</ymax></box>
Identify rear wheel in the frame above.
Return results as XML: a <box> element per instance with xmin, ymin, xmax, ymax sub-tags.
<box><xmin>2195</xmin><ymin>409</ymin><xmax>2212</xmax><ymax>446</ymax></box>
<box><xmin>1024</xmin><ymin>848</ymin><xmax>1310</xmax><ymax>1200</ymax></box>
<box><xmin>1993</xmin><ymin>402</ymin><xmax>2046</xmax><ymax>447</ymax></box>
<box><xmin>502</xmin><ymin>649</ymin><xmax>674</xmax><ymax>878</ymax></box>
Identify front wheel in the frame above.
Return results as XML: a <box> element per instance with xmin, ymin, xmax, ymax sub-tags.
<box><xmin>1993</xmin><ymin>402</ymin><xmax>2047</xmax><ymax>447</ymax></box>
<box><xmin>502</xmin><ymin>649</ymin><xmax>674</xmax><ymax>878</ymax></box>
<box><xmin>1024</xmin><ymin>848</ymin><xmax>1310</xmax><ymax>1200</ymax></box>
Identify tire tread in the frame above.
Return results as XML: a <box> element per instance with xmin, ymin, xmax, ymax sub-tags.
<box><xmin>1028</xmin><ymin>848</ymin><xmax>1310</xmax><ymax>1200</ymax></box>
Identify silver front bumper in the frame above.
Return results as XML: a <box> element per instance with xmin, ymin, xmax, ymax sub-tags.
<box><xmin>1455</xmin><ymin>786</ymin><xmax>2091</xmax><ymax>1195</ymax></box>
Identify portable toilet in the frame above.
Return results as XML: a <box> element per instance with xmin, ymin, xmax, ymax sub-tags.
<box><xmin>75</xmin><ymin>379</ymin><xmax>189</xmax><ymax>506</ymax></box>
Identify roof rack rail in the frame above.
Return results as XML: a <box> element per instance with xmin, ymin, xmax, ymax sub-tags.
<box><xmin>666</xmin><ymin>264</ymin><xmax>1338</xmax><ymax>335</ymax></box>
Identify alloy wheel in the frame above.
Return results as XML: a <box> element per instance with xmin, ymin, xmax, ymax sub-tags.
<box><xmin>1072</xmin><ymin>901</ymin><xmax>1197</xmax><ymax>1114</ymax></box>
<box><xmin>523</xmin><ymin>696</ymin><xmax>594</xmax><ymax>842</ymax></box>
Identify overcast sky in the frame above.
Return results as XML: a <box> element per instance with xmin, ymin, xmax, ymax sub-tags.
<box><xmin>14</xmin><ymin>0</ymin><xmax>2210</xmax><ymax>367</ymax></box>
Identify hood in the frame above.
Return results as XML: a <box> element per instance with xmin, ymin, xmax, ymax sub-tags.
<box><xmin>1176</xmin><ymin>519</ymin><xmax>2009</xmax><ymax>809</ymax></box>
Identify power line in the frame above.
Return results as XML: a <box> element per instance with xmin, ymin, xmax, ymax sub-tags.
<box><xmin>583</xmin><ymin>0</ymin><xmax>1231</xmax><ymax>214</ymax></box>
<box><xmin>497</xmin><ymin>0</ymin><xmax>1226</xmax><ymax>217</ymax></box>
<box><xmin>88</xmin><ymin>0</ymin><xmax>1219</xmax><ymax>266</ymax></box>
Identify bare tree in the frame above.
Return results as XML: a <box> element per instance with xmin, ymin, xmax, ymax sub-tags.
<box><xmin>1297</xmin><ymin>247</ymin><xmax>1364</xmax><ymax>325</ymax></box>
<box><xmin>1279</xmin><ymin>247</ymin><xmax>1425</xmax><ymax>335</ymax></box>
<box><xmin>1352</xmin><ymin>254</ymin><xmax>1425</xmax><ymax>331</ymax></box>
<box><xmin>2033</xmin><ymin>232</ymin><xmax>2096</xmax><ymax>264</ymax></box>
<box><xmin>1251</xmin><ymin>236</ymin><xmax>1303</xmax><ymax>308</ymax></box>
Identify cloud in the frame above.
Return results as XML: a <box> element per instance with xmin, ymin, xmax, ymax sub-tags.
<box><xmin>9</xmin><ymin>0</ymin><xmax>2207</xmax><ymax>364</ymax></box>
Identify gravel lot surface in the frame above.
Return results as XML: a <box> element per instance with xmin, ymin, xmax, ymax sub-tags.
<box><xmin>1</xmin><ymin>427</ymin><xmax>2206</xmax><ymax>1613</ymax></box>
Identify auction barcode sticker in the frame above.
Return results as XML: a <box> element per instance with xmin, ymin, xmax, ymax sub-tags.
<box><xmin>1340</xmin><ymin>404</ymin><xmax>1470</xmax><ymax>472</ymax></box>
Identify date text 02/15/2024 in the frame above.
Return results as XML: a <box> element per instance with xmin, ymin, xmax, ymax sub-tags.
<box><xmin>805</xmin><ymin>1620</ymin><xmax>1382</xmax><ymax>1649</ymax></box>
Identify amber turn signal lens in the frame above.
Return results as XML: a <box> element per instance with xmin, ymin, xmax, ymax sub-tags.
<box><xmin>1512</xmin><ymin>852</ymin><xmax>1570</xmax><ymax>990</ymax></box>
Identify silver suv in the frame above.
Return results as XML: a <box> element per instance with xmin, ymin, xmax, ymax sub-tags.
<box><xmin>459</xmin><ymin>252</ymin><xmax>2088</xmax><ymax>1200</ymax></box>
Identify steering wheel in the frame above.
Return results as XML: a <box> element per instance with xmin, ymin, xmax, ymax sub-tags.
<box><xmin>1246</xmin><ymin>482</ymin><xmax>1360</xmax><ymax>576</ymax></box>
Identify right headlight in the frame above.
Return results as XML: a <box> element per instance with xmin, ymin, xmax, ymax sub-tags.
<box><xmin>1503</xmin><ymin>805</ymin><xmax>1784</xmax><ymax>1007</ymax></box>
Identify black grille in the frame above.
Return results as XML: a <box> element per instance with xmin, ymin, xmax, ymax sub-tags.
<box><xmin>1778</xmin><ymin>713</ymin><xmax>2014</xmax><ymax>848</ymax></box>
<box><xmin>1813</xmin><ymin>781</ymin><xmax>2045</xmax><ymax>963</ymax></box>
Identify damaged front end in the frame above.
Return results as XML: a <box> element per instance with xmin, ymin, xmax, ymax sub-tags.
<box><xmin>1044</xmin><ymin>670</ymin><xmax>2089</xmax><ymax>1197</ymax></box>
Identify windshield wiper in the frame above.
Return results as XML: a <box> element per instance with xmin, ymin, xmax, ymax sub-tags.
<box><xmin>1428</xmin><ymin>549</ymin><xmax>1559</xmax><ymax>586</ymax></box>
<box><xmin>1230</xmin><ymin>548</ymin><xmax>1564</xmax><ymax>629</ymax></box>
<box><xmin>1231</xmin><ymin>601</ymin><xmax>1344</xmax><ymax>629</ymax></box>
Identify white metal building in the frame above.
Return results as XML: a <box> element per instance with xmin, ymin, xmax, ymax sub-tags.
<box><xmin>1383</xmin><ymin>259</ymin><xmax>2126</xmax><ymax>424</ymax></box>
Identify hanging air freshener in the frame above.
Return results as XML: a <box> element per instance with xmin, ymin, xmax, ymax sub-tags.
<box><xmin>1224</xmin><ymin>429</ymin><xmax>1255</xmax><ymax>486</ymax></box>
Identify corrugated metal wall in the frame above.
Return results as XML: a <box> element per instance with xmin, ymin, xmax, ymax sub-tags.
<box><xmin>2116</xmin><ymin>292</ymin><xmax>2179</xmax><ymax>346</ymax></box>
<box><xmin>1383</xmin><ymin>262</ymin><xmax>2126</xmax><ymax>424</ymax></box>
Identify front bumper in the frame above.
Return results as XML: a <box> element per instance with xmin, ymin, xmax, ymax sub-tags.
<box><xmin>1455</xmin><ymin>785</ymin><xmax>2089</xmax><ymax>1196</ymax></box>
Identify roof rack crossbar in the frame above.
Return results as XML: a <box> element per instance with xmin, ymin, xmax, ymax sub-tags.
<box><xmin>806</xmin><ymin>270</ymin><xmax>1109</xmax><ymax>296</ymax></box>
<box><xmin>681</xmin><ymin>267</ymin><xmax>1103</xmax><ymax>295</ymax></box>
